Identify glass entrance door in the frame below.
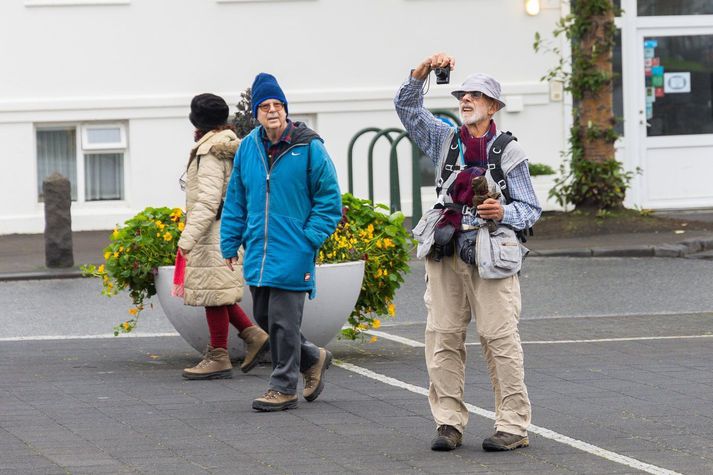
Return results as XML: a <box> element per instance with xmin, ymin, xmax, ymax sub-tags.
<box><xmin>636</xmin><ymin>28</ymin><xmax>713</xmax><ymax>208</ymax></box>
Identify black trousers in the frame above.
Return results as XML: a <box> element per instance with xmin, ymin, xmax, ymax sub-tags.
<box><xmin>250</xmin><ymin>286</ymin><xmax>321</xmax><ymax>394</ymax></box>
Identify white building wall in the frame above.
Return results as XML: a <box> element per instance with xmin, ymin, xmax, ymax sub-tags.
<box><xmin>0</xmin><ymin>0</ymin><xmax>567</xmax><ymax>235</ymax></box>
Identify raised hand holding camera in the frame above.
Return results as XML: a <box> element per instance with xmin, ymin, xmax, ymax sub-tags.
<box><xmin>411</xmin><ymin>52</ymin><xmax>455</xmax><ymax>82</ymax></box>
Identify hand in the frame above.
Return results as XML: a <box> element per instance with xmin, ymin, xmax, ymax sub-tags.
<box><xmin>412</xmin><ymin>52</ymin><xmax>455</xmax><ymax>81</ymax></box>
<box><xmin>477</xmin><ymin>198</ymin><xmax>504</xmax><ymax>221</ymax></box>
<box><xmin>225</xmin><ymin>257</ymin><xmax>238</xmax><ymax>271</ymax></box>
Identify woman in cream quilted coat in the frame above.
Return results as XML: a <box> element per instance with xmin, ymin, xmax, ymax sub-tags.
<box><xmin>178</xmin><ymin>93</ymin><xmax>268</xmax><ymax>380</ymax></box>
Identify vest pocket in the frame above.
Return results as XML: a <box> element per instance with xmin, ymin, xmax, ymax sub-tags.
<box><xmin>477</xmin><ymin>226</ymin><xmax>522</xmax><ymax>279</ymax></box>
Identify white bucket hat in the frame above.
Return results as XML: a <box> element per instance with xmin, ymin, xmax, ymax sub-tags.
<box><xmin>451</xmin><ymin>73</ymin><xmax>506</xmax><ymax>111</ymax></box>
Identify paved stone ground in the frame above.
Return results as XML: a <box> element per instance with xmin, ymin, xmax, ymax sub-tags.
<box><xmin>2</xmin><ymin>313</ymin><xmax>713</xmax><ymax>474</ymax></box>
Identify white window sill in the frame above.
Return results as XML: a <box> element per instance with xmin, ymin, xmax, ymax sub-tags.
<box><xmin>25</xmin><ymin>0</ymin><xmax>129</xmax><ymax>7</ymax></box>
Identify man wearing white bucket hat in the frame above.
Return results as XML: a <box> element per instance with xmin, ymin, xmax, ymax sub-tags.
<box><xmin>395</xmin><ymin>53</ymin><xmax>541</xmax><ymax>453</ymax></box>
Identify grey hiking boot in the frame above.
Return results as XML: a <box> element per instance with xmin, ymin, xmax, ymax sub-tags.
<box><xmin>302</xmin><ymin>348</ymin><xmax>332</xmax><ymax>402</ymax></box>
<box><xmin>482</xmin><ymin>431</ymin><xmax>529</xmax><ymax>451</ymax></box>
<box><xmin>182</xmin><ymin>346</ymin><xmax>232</xmax><ymax>380</ymax></box>
<box><xmin>252</xmin><ymin>390</ymin><xmax>298</xmax><ymax>412</ymax></box>
<box><xmin>431</xmin><ymin>425</ymin><xmax>463</xmax><ymax>451</ymax></box>
<box><xmin>238</xmin><ymin>325</ymin><xmax>269</xmax><ymax>373</ymax></box>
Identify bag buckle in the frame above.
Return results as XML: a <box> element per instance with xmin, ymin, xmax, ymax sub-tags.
<box><xmin>497</xmin><ymin>179</ymin><xmax>507</xmax><ymax>190</ymax></box>
<box><xmin>461</xmin><ymin>205</ymin><xmax>475</xmax><ymax>216</ymax></box>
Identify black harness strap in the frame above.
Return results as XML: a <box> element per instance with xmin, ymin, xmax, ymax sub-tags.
<box><xmin>487</xmin><ymin>132</ymin><xmax>516</xmax><ymax>204</ymax></box>
<box><xmin>436</xmin><ymin>133</ymin><xmax>463</xmax><ymax>196</ymax></box>
<box><xmin>487</xmin><ymin>132</ymin><xmax>534</xmax><ymax>242</ymax></box>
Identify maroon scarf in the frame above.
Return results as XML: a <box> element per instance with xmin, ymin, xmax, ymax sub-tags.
<box><xmin>459</xmin><ymin>120</ymin><xmax>497</xmax><ymax>168</ymax></box>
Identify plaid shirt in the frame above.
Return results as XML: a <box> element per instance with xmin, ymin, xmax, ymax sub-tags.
<box><xmin>261</xmin><ymin>119</ymin><xmax>295</xmax><ymax>166</ymax></box>
<box><xmin>394</xmin><ymin>75</ymin><xmax>541</xmax><ymax>231</ymax></box>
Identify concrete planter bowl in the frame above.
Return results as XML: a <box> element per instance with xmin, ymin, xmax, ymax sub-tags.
<box><xmin>154</xmin><ymin>261</ymin><xmax>365</xmax><ymax>357</ymax></box>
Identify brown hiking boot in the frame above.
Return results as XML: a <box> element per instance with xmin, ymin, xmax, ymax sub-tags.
<box><xmin>252</xmin><ymin>390</ymin><xmax>298</xmax><ymax>412</ymax></box>
<box><xmin>182</xmin><ymin>346</ymin><xmax>232</xmax><ymax>380</ymax></box>
<box><xmin>482</xmin><ymin>431</ymin><xmax>529</xmax><ymax>451</ymax></box>
<box><xmin>431</xmin><ymin>425</ymin><xmax>463</xmax><ymax>451</ymax></box>
<box><xmin>302</xmin><ymin>348</ymin><xmax>332</xmax><ymax>402</ymax></box>
<box><xmin>239</xmin><ymin>325</ymin><xmax>269</xmax><ymax>373</ymax></box>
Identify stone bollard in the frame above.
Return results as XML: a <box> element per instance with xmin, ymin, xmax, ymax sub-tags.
<box><xmin>43</xmin><ymin>172</ymin><xmax>74</xmax><ymax>268</ymax></box>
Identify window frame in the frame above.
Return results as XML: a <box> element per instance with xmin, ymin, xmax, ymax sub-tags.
<box><xmin>81</xmin><ymin>123</ymin><xmax>127</xmax><ymax>150</ymax></box>
<box><xmin>35</xmin><ymin>121</ymin><xmax>129</xmax><ymax>204</ymax></box>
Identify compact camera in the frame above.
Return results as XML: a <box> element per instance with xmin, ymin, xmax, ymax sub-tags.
<box><xmin>434</xmin><ymin>67</ymin><xmax>450</xmax><ymax>85</ymax></box>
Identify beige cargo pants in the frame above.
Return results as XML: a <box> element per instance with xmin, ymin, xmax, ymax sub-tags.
<box><xmin>424</xmin><ymin>253</ymin><xmax>531</xmax><ymax>436</ymax></box>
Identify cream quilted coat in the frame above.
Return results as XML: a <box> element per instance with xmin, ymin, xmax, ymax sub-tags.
<box><xmin>177</xmin><ymin>129</ymin><xmax>244</xmax><ymax>307</ymax></box>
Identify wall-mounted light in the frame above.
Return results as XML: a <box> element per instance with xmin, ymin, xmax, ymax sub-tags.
<box><xmin>525</xmin><ymin>0</ymin><xmax>540</xmax><ymax>16</ymax></box>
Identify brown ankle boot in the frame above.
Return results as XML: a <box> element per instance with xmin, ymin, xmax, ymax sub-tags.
<box><xmin>182</xmin><ymin>346</ymin><xmax>232</xmax><ymax>380</ymax></box>
<box><xmin>239</xmin><ymin>326</ymin><xmax>269</xmax><ymax>373</ymax></box>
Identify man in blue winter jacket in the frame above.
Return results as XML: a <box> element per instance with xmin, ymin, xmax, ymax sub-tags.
<box><xmin>221</xmin><ymin>73</ymin><xmax>342</xmax><ymax>411</ymax></box>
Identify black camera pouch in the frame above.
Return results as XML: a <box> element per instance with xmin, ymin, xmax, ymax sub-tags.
<box><xmin>456</xmin><ymin>229</ymin><xmax>477</xmax><ymax>265</ymax></box>
<box><xmin>430</xmin><ymin>223</ymin><xmax>456</xmax><ymax>261</ymax></box>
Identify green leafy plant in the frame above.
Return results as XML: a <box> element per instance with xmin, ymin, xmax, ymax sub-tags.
<box><xmin>528</xmin><ymin>162</ymin><xmax>556</xmax><ymax>176</ymax></box>
<box><xmin>317</xmin><ymin>193</ymin><xmax>414</xmax><ymax>340</ymax></box>
<box><xmin>81</xmin><ymin>207</ymin><xmax>184</xmax><ymax>335</ymax></box>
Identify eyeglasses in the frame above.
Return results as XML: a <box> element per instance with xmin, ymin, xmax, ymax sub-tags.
<box><xmin>257</xmin><ymin>102</ymin><xmax>285</xmax><ymax>112</ymax></box>
<box><xmin>454</xmin><ymin>91</ymin><xmax>485</xmax><ymax>101</ymax></box>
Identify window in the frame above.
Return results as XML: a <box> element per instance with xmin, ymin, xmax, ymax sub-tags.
<box><xmin>637</xmin><ymin>1</ymin><xmax>713</xmax><ymax>16</ymax></box>
<box><xmin>36</xmin><ymin>123</ymin><xmax>127</xmax><ymax>202</ymax></box>
<box><xmin>643</xmin><ymin>35</ymin><xmax>713</xmax><ymax>136</ymax></box>
<box><xmin>37</xmin><ymin>128</ymin><xmax>77</xmax><ymax>200</ymax></box>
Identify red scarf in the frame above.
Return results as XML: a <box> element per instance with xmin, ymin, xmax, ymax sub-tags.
<box><xmin>172</xmin><ymin>250</ymin><xmax>186</xmax><ymax>298</ymax></box>
<box><xmin>459</xmin><ymin>120</ymin><xmax>497</xmax><ymax>168</ymax></box>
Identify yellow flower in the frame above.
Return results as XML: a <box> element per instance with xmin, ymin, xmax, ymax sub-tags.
<box><xmin>177</xmin><ymin>222</ymin><xmax>185</xmax><ymax>231</ymax></box>
<box><xmin>163</xmin><ymin>232</ymin><xmax>173</xmax><ymax>241</ymax></box>
<box><xmin>367</xmin><ymin>224</ymin><xmax>374</xmax><ymax>234</ymax></box>
<box><xmin>372</xmin><ymin>319</ymin><xmax>381</xmax><ymax>329</ymax></box>
<box><xmin>104</xmin><ymin>251</ymin><xmax>111</xmax><ymax>260</ymax></box>
<box><xmin>369</xmin><ymin>336</ymin><xmax>378</xmax><ymax>343</ymax></box>
<box><xmin>375</xmin><ymin>269</ymin><xmax>383</xmax><ymax>278</ymax></box>
<box><xmin>112</xmin><ymin>228</ymin><xmax>119</xmax><ymax>239</ymax></box>
<box><xmin>170</xmin><ymin>208</ymin><xmax>183</xmax><ymax>222</ymax></box>
<box><xmin>357</xmin><ymin>323</ymin><xmax>368</xmax><ymax>330</ymax></box>
<box><xmin>113</xmin><ymin>251</ymin><xmax>119</xmax><ymax>258</ymax></box>
<box><xmin>156</xmin><ymin>233</ymin><xmax>161</xmax><ymax>237</ymax></box>
<box><xmin>97</xmin><ymin>264</ymin><xmax>105</xmax><ymax>274</ymax></box>
<box><xmin>388</xmin><ymin>303</ymin><xmax>396</xmax><ymax>316</ymax></box>
<box><xmin>128</xmin><ymin>307</ymin><xmax>139</xmax><ymax>316</ymax></box>
<box><xmin>121</xmin><ymin>322</ymin><xmax>131</xmax><ymax>331</ymax></box>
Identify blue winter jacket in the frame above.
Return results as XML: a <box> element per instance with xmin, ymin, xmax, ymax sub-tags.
<box><xmin>220</xmin><ymin>123</ymin><xmax>342</xmax><ymax>298</ymax></box>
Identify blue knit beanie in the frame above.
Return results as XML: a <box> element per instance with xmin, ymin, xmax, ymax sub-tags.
<box><xmin>251</xmin><ymin>73</ymin><xmax>288</xmax><ymax>117</ymax></box>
